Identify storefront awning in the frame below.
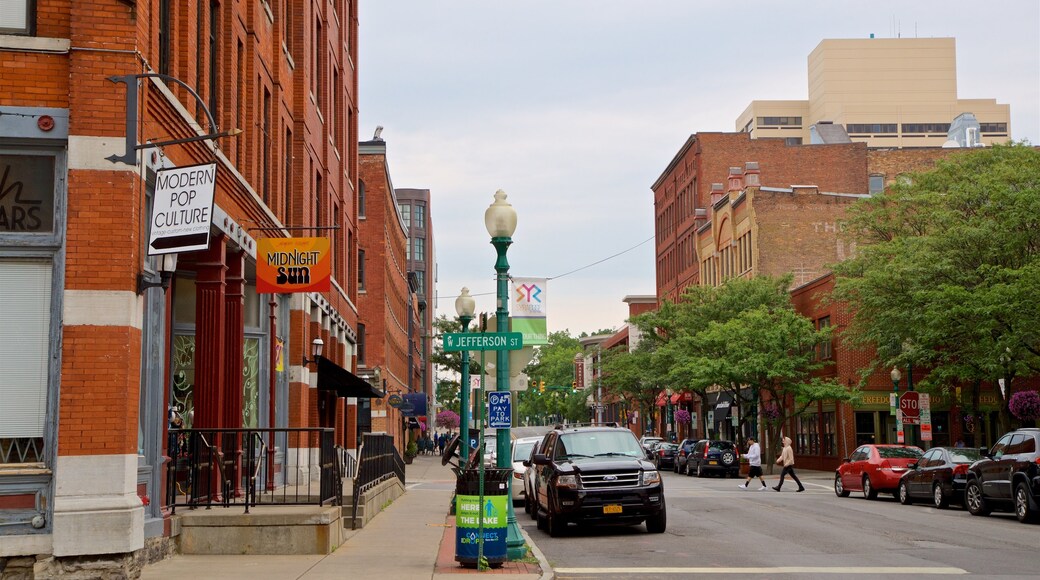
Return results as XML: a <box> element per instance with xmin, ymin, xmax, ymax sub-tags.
<box><xmin>713</xmin><ymin>393</ymin><xmax>733</xmax><ymax>419</ymax></box>
<box><xmin>316</xmin><ymin>355</ymin><xmax>384</xmax><ymax>398</ymax></box>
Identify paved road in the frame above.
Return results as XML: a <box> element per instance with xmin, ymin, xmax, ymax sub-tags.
<box><xmin>520</xmin><ymin>467</ymin><xmax>1040</xmax><ymax>579</ymax></box>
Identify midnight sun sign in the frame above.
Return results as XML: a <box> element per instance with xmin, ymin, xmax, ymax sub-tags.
<box><xmin>257</xmin><ymin>237</ymin><xmax>331</xmax><ymax>294</ymax></box>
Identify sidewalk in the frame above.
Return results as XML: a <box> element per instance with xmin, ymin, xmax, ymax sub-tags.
<box><xmin>141</xmin><ymin>454</ymin><xmax>550</xmax><ymax>580</ymax></box>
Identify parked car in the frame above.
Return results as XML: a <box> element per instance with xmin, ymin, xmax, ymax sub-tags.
<box><xmin>685</xmin><ymin>439</ymin><xmax>740</xmax><ymax>477</ymax></box>
<box><xmin>835</xmin><ymin>444</ymin><xmax>923</xmax><ymax>500</ymax></box>
<box><xmin>511</xmin><ymin>436</ymin><xmax>542</xmax><ymax>507</ymax></box>
<box><xmin>522</xmin><ymin>438</ymin><xmax>543</xmax><ymax>517</ymax></box>
<box><xmin>898</xmin><ymin>446</ymin><xmax>982</xmax><ymax>508</ymax></box>
<box><xmin>964</xmin><ymin>428</ymin><xmax>1040</xmax><ymax>524</ymax></box>
<box><xmin>654</xmin><ymin>442</ymin><xmax>678</xmax><ymax>470</ymax></box>
<box><xmin>528</xmin><ymin>424</ymin><xmax>666</xmax><ymax>536</ymax></box>
<box><xmin>640</xmin><ymin>436</ymin><xmax>664</xmax><ymax>454</ymax></box>
<box><xmin>674</xmin><ymin>438</ymin><xmax>701</xmax><ymax>474</ymax></box>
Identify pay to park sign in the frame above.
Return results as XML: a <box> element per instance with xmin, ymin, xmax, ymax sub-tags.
<box><xmin>148</xmin><ymin>163</ymin><xmax>217</xmax><ymax>255</ymax></box>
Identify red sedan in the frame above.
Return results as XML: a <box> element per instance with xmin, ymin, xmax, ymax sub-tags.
<box><xmin>835</xmin><ymin>444</ymin><xmax>923</xmax><ymax>500</ymax></box>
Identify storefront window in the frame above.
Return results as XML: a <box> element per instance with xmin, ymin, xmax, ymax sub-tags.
<box><xmin>172</xmin><ymin>335</ymin><xmax>196</xmax><ymax>428</ymax></box>
<box><xmin>242</xmin><ymin>337</ymin><xmax>260</xmax><ymax>427</ymax></box>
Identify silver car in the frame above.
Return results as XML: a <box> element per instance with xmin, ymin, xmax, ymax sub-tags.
<box><xmin>512</xmin><ymin>436</ymin><xmax>542</xmax><ymax>506</ymax></box>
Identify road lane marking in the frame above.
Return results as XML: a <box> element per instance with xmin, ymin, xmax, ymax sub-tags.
<box><xmin>554</xmin><ymin>567</ymin><xmax>967</xmax><ymax>576</ymax></box>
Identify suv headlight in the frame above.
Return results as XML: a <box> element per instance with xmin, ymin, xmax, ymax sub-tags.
<box><xmin>555</xmin><ymin>475</ymin><xmax>578</xmax><ymax>489</ymax></box>
<box><xmin>641</xmin><ymin>470</ymin><xmax>661</xmax><ymax>486</ymax></box>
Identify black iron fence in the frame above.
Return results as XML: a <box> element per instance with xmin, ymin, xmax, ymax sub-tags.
<box><xmin>166</xmin><ymin>428</ymin><xmax>340</xmax><ymax>514</ymax></box>
<box><xmin>351</xmin><ymin>433</ymin><xmax>406</xmax><ymax>530</ymax></box>
<box><xmin>337</xmin><ymin>445</ymin><xmax>358</xmax><ymax>479</ymax></box>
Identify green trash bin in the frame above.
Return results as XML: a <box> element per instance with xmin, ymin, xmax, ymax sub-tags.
<box><xmin>454</xmin><ymin>467</ymin><xmax>511</xmax><ymax>567</ymax></box>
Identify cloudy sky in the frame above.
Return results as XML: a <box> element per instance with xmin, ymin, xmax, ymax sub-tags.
<box><xmin>358</xmin><ymin>0</ymin><xmax>1040</xmax><ymax>337</ymax></box>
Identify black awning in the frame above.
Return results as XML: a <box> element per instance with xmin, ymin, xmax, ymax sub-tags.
<box><xmin>713</xmin><ymin>393</ymin><xmax>733</xmax><ymax>419</ymax></box>
<box><xmin>316</xmin><ymin>355</ymin><xmax>384</xmax><ymax>398</ymax></box>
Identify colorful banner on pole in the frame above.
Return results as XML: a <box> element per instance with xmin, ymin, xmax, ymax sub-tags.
<box><xmin>257</xmin><ymin>237</ymin><xmax>332</xmax><ymax>293</ymax></box>
<box><xmin>511</xmin><ymin>277</ymin><xmax>547</xmax><ymax>345</ymax></box>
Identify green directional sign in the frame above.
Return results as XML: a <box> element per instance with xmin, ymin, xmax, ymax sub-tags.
<box><xmin>442</xmin><ymin>332</ymin><xmax>523</xmax><ymax>352</ymax></box>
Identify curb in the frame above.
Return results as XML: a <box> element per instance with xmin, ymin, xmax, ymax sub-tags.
<box><xmin>519</xmin><ymin>524</ymin><xmax>554</xmax><ymax>580</ymax></box>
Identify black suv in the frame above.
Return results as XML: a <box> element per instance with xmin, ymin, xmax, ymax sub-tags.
<box><xmin>964</xmin><ymin>427</ymin><xmax>1040</xmax><ymax>524</ymax></box>
<box><xmin>685</xmin><ymin>439</ymin><xmax>740</xmax><ymax>477</ymax></box>
<box><xmin>527</xmin><ymin>425</ymin><xmax>666</xmax><ymax>536</ymax></box>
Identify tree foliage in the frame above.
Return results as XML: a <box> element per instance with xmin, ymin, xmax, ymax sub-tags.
<box><xmin>831</xmin><ymin>143</ymin><xmax>1040</xmax><ymax>432</ymax></box>
<box><xmin>518</xmin><ymin>331</ymin><xmax>587</xmax><ymax>424</ymax></box>
<box><xmin>430</xmin><ymin>314</ymin><xmax>485</xmax><ymax>414</ymax></box>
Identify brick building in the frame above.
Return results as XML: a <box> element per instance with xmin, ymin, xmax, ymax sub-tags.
<box><xmin>0</xmin><ymin>0</ymin><xmax>369</xmax><ymax>574</ymax></box>
<box><xmin>652</xmin><ymin>133</ymin><xmax>868</xmax><ymax>302</ymax></box>
<box><xmin>358</xmin><ymin>137</ymin><xmax>420</xmax><ymax>454</ymax></box>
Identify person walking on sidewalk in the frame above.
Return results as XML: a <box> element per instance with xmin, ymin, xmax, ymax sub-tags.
<box><xmin>738</xmin><ymin>436</ymin><xmax>768</xmax><ymax>490</ymax></box>
<box><xmin>772</xmin><ymin>436</ymin><xmax>805</xmax><ymax>492</ymax></box>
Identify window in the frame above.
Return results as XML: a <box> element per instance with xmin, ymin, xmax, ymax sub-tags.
<box><xmin>414</xmin><ymin>204</ymin><xmax>424</xmax><ymax>229</ymax></box>
<box><xmin>901</xmin><ymin>123</ymin><xmax>951</xmax><ymax>134</ymax></box>
<box><xmin>0</xmin><ymin>261</ymin><xmax>50</xmax><ymax>463</ymax></box>
<box><xmin>846</xmin><ymin>123</ymin><xmax>897</xmax><ymax>134</ymax></box>
<box><xmin>358</xmin><ymin>180</ymin><xmax>366</xmax><ymax>217</ymax></box>
<box><xmin>261</xmin><ymin>86</ymin><xmax>271</xmax><ymax>204</ymax></box>
<box><xmin>869</xmin><ymin>174</ymin><xmax>885</xmax><ymax>195</ymax></box>
<box><xmin>314</xmin><ymin>170</ymin><xmax>322</xmax><ymax>227</ymax></box>
<box><xmin>283</xmin><ymin>127</ymin><xmax>293</xmax><ymax>223</ymax></box>
<box><xmin>158</xmin><ymin>0</ymin><xmax>172</xmax><ymax>74</ymax></box>
<box><xmin>979</xmin><ymin>122</ymin><xmax>1008</xmax><ymax>134</ymax></box>
<box><xmin>399</xmin><ymin>203</ymin><xmax>411</xmax><ymax>229</ymax></box>
<box><xmin>822</xmin><ymin>412</ymin><xmax>836</xmax><ymax>456</ymax></box>
<box><xmin>357</xmin><ymin>249</ymin><xmax>365</xmax><ymax>291</ymax></box>
<box><xmin>414</xmin><ymin>270</ymin><xmax>423</xmax><ymax>290</ymax></box>
<box><xmin>235</xmin><ymin>40</ymin><xmax>244</xmax><ymax>166</ymax></box>
<box><xmin>1007</xmin><ymin>434</ymin><xmax>1035</xmax><ymax>455</ymax></box>
<box><xmin>817</xmin><ymin>316</ymin><xmax>832</xmax><ymax>360</ymax></box>
<box><xmin>413</xmin><ymin>238</ymin><xmax>424</xmax><ymax>262</ymax></box>
<box><xmin>757</xmin><ymin>116</ymin><xmax>802</xmax><ymax>127</ymax></box>
<box><xmin>357</xmin><ymin>323</ymin><xmax>366</xmax><ymax>365</ymax></box>
<box><xmin>208</xmin><ymin>1</ymin><xmax>219</xmax><ymax>118</ymax></box>
<box><xmin>331</xmin><ymin>66</ymin><xmax>339</xmax><ymax>148</ymax></box>
<box><xmin>784</xmin><ymin>137</ymin><xmax>803</xmax><ymax>146</ymax></box>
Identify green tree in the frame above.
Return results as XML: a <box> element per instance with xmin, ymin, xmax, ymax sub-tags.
<box><xmin>832</xmin><ymin>143</ymin><xmax>1040</xmax><ymax>433</ymax></box>
<box><xmin>519</xmin><ymin>331</ymin><xmax>584</xmax><ymax>424</ymax></box>
<box><xmin>656</xmin><ymin>277</ymin><xmax>853</xmax><ymax>459</ymax></box>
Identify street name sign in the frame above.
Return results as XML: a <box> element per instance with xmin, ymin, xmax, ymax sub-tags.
<box><xmin>487</xmin><ymin>392</ymin><xmax>511</xmax><ymax>429</ymax></box>
<box><xmin>900</xmin><ymin>391</ymin><xmax>921</xmax><ymax>425</ymax></box>
<box><xmin>442</xmin><ymin>332</ymin><xmax>523</xmax><ymax>352</ymax></box>
<box><xmin>148</xmin><ymin>163</ymin><xmax>216</xmax><ymax>255</ymax></box>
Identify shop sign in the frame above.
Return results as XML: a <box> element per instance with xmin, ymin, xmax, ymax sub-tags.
<box><xmin>257</xmin><ymin>237</ymin><xmax>331</xmax><ymax>293</ymax></box>
<box><xmin>0</xmin><ymin>155</ymin><xmax>55</xmax><ymax>233</ymax></box>
<box><xmin>388</xmin><ymin>394</ymin><xmax>404</xmax><ymax>408</ymax></box>
<box><xmin>148</xmin><ymin>163</ymin><xmax>216</xmax><ymax>254</ymax></box>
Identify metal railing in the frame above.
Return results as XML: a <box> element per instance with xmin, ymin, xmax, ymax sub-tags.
<box><xmin>166</xmin><ymin>428</ymin><xmax>340</xmax><ymax>514</ymax></box>
<box><xmin>336</xmin><ymin>445</ymin><xmax>358</xmax><ymax>479</ymax></box>
<box><xmin>351</xmin><ymin>433</ymin><xmax>406</xmax><ymax>530</ymax></box>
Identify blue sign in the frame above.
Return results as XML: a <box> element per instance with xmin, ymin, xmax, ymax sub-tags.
<box><xmin>487</xmin><ymin>392</ymin><xmax>511</xmax><ymax>429</ymax></box>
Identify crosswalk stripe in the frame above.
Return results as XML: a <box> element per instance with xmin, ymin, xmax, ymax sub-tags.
<box><xmin>554</xmin><ymin>566</ymin><xmax>968</xmax><ymax>575</ymax></box>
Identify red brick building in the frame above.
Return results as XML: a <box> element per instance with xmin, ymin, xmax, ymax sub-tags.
<box><xmin>358</xmin><ymin>137</ymin><xmax>421</xmax><ymax>454</ymax></box>
<box><xmin>0</xmin><ymin>0</ymin><xmax>366</xmax><ymax>574</ymax></box>
<box><xmin>652</xmin><ymin>132</ymin><xmax>868</xmax><ymax>302</ymax></box>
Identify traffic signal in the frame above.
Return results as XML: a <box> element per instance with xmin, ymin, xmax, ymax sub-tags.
<box><xmin>571</xmin><ymin>381</ymin><xmax>577</xmax><ymax>392</ymax></box>
<box><xmin>530</xmin><ymin>379</ymin><xmax>537</xmax><ymax>390</ymax></box>
<box><xmin>539</xmin><ymin>380</ymin><xmax>545</xmax><ymax>393</ymax></box>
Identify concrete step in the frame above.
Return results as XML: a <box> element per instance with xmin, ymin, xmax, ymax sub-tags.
<box><xmin>176</xmin><ymin>505</ymin><xmax>343</xmax><ymax>555</ymax></box>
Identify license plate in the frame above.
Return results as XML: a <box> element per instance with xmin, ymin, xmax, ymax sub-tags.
<box><xmin>708</xmin><ymin>460</ymin><xmax>717</xmax><ymax>465</ymax></box>
<box><xmin>603</xmin><ymin>504</ymin><xmax>622</xmax><ymax>514</ymax></box>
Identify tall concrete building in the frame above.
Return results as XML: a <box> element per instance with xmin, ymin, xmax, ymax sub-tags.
<box><xmin>736</xmin><ymin>38</ymin><xmax>1011</xmax><ymax>148</ymax></box>
<box><xmin>395</xmin><ymin>188</ymin><xmax>437</xmax><ymax>406</ymax></box>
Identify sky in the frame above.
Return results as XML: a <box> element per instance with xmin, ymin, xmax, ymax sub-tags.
<box><xmin>358</xmin><ymin>0</ymin><xmax>1040</xmax><ymax>338</ymax></box>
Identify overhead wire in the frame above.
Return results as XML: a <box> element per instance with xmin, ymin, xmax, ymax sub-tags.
<box><xmin>439</xmin><ymin>234</ymin><xmax>655</xmax><ymax>301</ymax></box>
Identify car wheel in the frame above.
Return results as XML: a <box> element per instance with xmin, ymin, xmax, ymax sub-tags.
<box><xmin>965</xmin><ymin>480</ymin><xmax>991</xmax><ymax>516</ymax></box>
<box><xmin>536</xmin><ymin>508</ymin><xmax>547</xmax><ymax>530</ymax></box>
<box><xmin>932</xmin><ymin>482</ymin><xmax>949</xmax><ymax>509</ymax></box>
<box><xmin>898</xmin><ymin>481</ymin><xmax>912</xmax><ymax>505</ymax></box>
<box><xmin>546</xmin><ymin>511</ymin><xmax>566</xmax><ymax>537</ymax></box>
<box><xmin>685</xmin><ymin>462</ymin><xmax>692</xmax><ymax>477</ymax></box>
<box><xmin>862</xmin><ymin>476</ymin><xmax>878</xmax><ymax>500</ymax></box>
<box><xmin>696</xmin><ymin>463</ymin><xmax>705</xmax><ymax>478</ymax></box>
<box><xmin>834</xmin><ymin>473</ymin><xmax>850</xmax><ymax>497</ymax></box>
<box><xmin>524</xmin><ymin>494</ymin><xmax>532</xmax><ymax>514</ymax></box>
<box><xmin>1014</xmin><ymin>482</ymin><xmax>1040</xmax><ymax>524</ymax></box>
<box><xmin>646</xmin><ymin>508</ymin><xmax>667</xmax><ymax>534</ymax></box>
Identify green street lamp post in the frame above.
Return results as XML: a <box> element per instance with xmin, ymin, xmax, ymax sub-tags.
<box><xmin>455</xmin><ymin>287</ymin><xmax>476</xmax><ymax>462</ymax></box>
<box><xmin>484</xmin><ymin>189</ymin><xmax>526</xmax><ymax>560</ymax></box>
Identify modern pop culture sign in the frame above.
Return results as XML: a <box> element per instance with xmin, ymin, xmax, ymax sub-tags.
<box><xmin>257</xmin><ymin>237</ymin><xmax>332</xmax><ymax>293</ymax></box>
<box><xmin>511</xmin><ymin>277</ymin><xmax>547</xmax><ymax>346</ymax></box>
<box><xmin>148</xmin><ymin>163</ymin><xmax>217</xmax><ymax>255</ymax></box>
